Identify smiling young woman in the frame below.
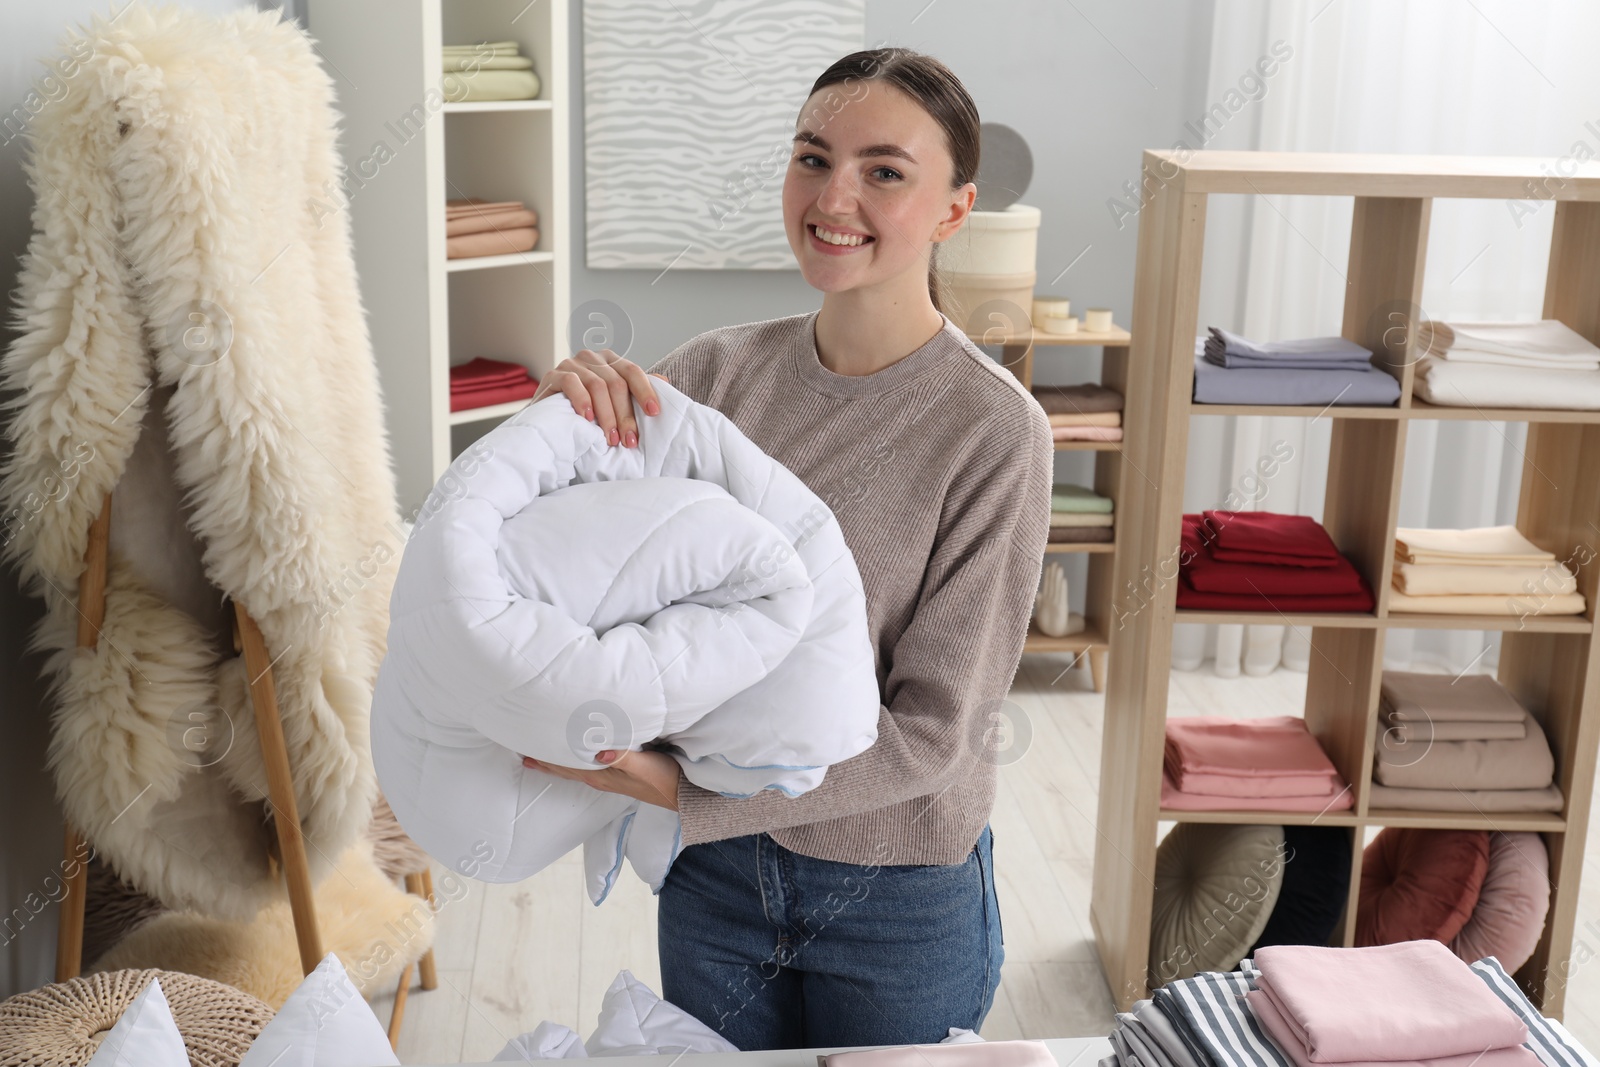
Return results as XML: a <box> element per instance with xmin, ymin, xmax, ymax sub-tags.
<box><xmin>524</xmin><ymin>47</ymin><xmax>1054</xmax><ymax>1049</ymax></box>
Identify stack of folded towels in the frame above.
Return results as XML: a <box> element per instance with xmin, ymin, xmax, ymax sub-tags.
<box><xmin>1162</xmin><ymin>715</ymin><xmax>1352</xmax><ymax>812</ymax></box>
<box><xmin>1101</xmin><ymin>940</ymin><xmax>1596</xmax><ymax>1067</ymax></box>
<box><xmin>1193</xmin><ymin>327</ymin><xmax>1402</xmax><ymax>407</ymax></box>
<box><xmin>449</xmin><ymin>356</ymin><xmax>539</xmax><ymax>413</ymax></box>
<box><xmin>1390</xmin><ymin>525</ymin><xmax>1585</xmax><ymax>617</ymax></box>
<box><xmin>1179</xmin><ymin>511</ymin><xmax>1376</xmax><ymax>612</ymax></box>
<box><xmin>1050</xmin><ymin>482</ymin><xmax>1113</xmax><ymax>544</ymax></box>
<box><xmin>447</xmin><ymin>197</ymin><xmax>541</xmax><ymax>259</ymax></box>
<box><xmin>1031</xmin><ymin>382</ymin><xmax>1124</xmax><ymax>443</ymax></box>
<box><xmin>1414</xmin><ymin>319</ymin><xmax>1600</xmax><ymax>410</ymax></box>
<box><xmin>1370</xmin><ymin>670</ymin><xmax>1562</xmax><ymax>813</ymax></box>
<box><xmin>441</xmin><ymin>39</ymin><xmax>541</xmax><ymax>101</ymax></box>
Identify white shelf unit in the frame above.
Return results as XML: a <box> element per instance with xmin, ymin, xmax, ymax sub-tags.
<box><xmin>308</xmin><ymin>0</ymin><xmax>571</xmax><ymax>514</ymax></box>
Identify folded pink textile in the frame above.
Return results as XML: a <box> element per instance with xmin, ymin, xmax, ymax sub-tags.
<box><xmin>820</xmin><ymin>1040</ymin><xmax>1056</xmax><ymax>1067</ymax></box>
<box><xmin>1166</xmin><ymin>715</ymin><xmax>1342</xmax><ymax>778</ymax></box>
<box><xmin>1160</xmin><ymin>770</ymin><xmax>1352</xmax><ymax>812</ymax></box>
<box><xmin>446</xmin><ymin>226</ymin><xmax>538</xmax><ymax>258</ymax></box>
<box><xmin>1249</xmin><ymin>939</ymin><xmax>1529</xmax><ymax>1063</ymax></box>
<box><xmin>1246</xmin><ymin>989</ymin><xmax>1540</xmax><ymax>1067</ymax></box>
<box><xmin>1052</xmin><ymin>425</ymin><xmax>1123</xmax><ymax>441</ymax></box>
<box><xmin>1165</xmin><ymin>765</ymin><xmax>1342</xmax><ymax>798</ymax></box>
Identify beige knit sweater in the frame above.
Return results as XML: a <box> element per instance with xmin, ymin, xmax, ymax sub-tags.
<box><xmin>648</xmin><ymin>308</ymin><xmax>1055</xmax><ymax>866</ymax></box>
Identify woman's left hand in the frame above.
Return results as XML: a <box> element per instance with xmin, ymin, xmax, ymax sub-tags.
<box><xmin>522</xmin><ymin>749</ymin><xmax>682</xmax><ymax>811</ymax></box>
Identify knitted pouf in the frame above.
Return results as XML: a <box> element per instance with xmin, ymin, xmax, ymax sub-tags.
<box><xmin>0</xmin><ymin>968</ymin><xmax>273</xmax><ymax>1067</ymax></box>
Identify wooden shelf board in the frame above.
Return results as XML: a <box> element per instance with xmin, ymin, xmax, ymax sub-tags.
<box><xmin>1362</xmin><ymin>808</ymin><xmax>1566</xmax><ymax>833</ymax></box>
<box><xmin>1023</xmin><ymin>621</ymin><xmax>1107</xmax><ymax>653</ymax></box>
<box><xmin>1044</xmin><ymin>542</ymin><xmax>1116</xmax><ymax>554</ymax></box>
<box><xmin>448</xmin><ymin>399</ymin><xmax>531</xmax><ymax>425</ymax></box>
<box><xmin>1174</xmin><ymin>609</ymin><xmax>1381</xmax><ymax>629</ymax></box>
<box><xmin>1159</xmin><ymin>808</ymin><xmax>1362</xmax><ymax>827</ymax></box>
<box><xmin>1054</xmin><ymin>440</ymin><xmax>1121</xmax><ymax>452</ymax></box>
<box><xmin>966</xmin><ymin>325</ymin><xmax>1130</xmax><ymax>347</ymax></box>
<box><xmin>1382</xmin><ymin>612</ymin><xmax>1593</xmax><ymax>633</ymax></box>
<box><xmin>443</xmin><ymin>99</ymin><xmax>553</xmax><ymax>113</ymax></box>
<box><xmin>446</xmin><ymin>250</ymin><xmax>555</xmax><ymax>272</ymax></box>
<box><xmin>1190</xmin><ymin>402</ymin><xmax>1403</xmax><ymax>419</ymax></box>
<box><xmin>1149</xmin><ymin>150</ymin><xmax>1600</xmax><ymax>200</ymax></box>
<box><xmin>1406</xmin><ymin>398</ymin><xmax>1600</xmax><ymax>424</ymax></box>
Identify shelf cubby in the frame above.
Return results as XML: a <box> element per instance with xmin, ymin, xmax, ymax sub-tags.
<box><xmin>1093</xmin><ymin>150</ymin><xmax>1600</xmax><ymax>1018</ymax></box>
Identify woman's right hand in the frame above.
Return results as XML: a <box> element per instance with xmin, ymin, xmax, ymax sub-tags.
<box><xmin>532</xmin><ymin>348</ymin><xmax>668</xmax><ymax>449</ymax></box>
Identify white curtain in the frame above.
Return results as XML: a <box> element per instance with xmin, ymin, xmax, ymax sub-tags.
<box><xmin>1175</xmin><ymin>0</ymin><xmax>1600</xmax><ymax>677</ymax></box>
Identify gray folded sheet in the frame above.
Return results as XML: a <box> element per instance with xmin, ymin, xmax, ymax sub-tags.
<box><xmin>1365</xmin><ymin>781</ymin><xmax>1564</xmax><ymax>812</ymax></box>
<box><xmin>1191</xmin><ymin>357</ymin><xmax>1402</xmax><ymax>406</ymax></box>
<box><xmin>1206</xmin><ymin>326</ymin><xmax>1374</xmax><ymax>362</ymax></box>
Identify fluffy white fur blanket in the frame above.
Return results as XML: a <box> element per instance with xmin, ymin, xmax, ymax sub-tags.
<box><xmin>0</xmin><ymin>5</ymin><xmax>400</xmax><ymax>920</ymax></box>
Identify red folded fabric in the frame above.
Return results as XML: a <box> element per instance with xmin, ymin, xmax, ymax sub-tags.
<box><xmin>451</xmin><ymin>357</ymin><xmax>534</xmax><ymax>389</ymax></box>
<box><xmin>448</xmin><ymin>378</ymin><xmax>539</xmax><ymax>412</ymax></box>
<box><xmin>1204</xmin><ymin>510</ymin><xmax>1343</xmax><ymax>567</ymax></box>
<box><xmin>1176</xmin><ymin>571</ymin><xmax>1376</xmax><ymax>612</ymax></box>
<box><xmin>1181</xmin><ymin>515</ymin><xmax>1365</xmax><ymax>596</ymax></box>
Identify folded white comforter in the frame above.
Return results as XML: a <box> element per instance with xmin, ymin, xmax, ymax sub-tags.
<box><xmin>371</xmin><ymin>382</ymin><xmax>880</xmax><ymax>903</ymax></box>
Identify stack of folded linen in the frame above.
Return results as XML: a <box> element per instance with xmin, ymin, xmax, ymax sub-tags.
<box><xmin>441</xmin><ymin>39</ymin><xmax>541</xmax><ymax>101</ymax></box>
<box><xmin>1414</xmin><ymin>319</ymin><xmax>1600</xmax><ymax>410</ymax></box>
<box><xmin>449</xmin><ymin>356</ymin><xmax>539</xmax><ymax>413</ymax></box>
<box><xmin>1390</xmin><ymin>525</ymin><xmax>1585</xmax><ymax>616</ymax></box>
<box><xmin>1103</xmin><ymin>946</ymin><xmax>1595</xmax><ymax>1067</ymax></box>
<box><xmin>1178</xmin><ymin>511</ymin><xmax>1376</xmax><ymax>612</ymax></box>
<box><xmin>1192</xmin><ymin>328</ymin><xmax>1401</xmax><ymax>407</ymax></box>
<box><xmin>447</xmin><ymin>197</ymin><xmax>541</xmax><ymax>259</ymax></box>
<box><xmin>1370</xmin><ymin>671</ymin><xmax>1563</xmax><ymax>813</ymax></box>
<box><xmin>1162</xmin><ymin>715</ymin><xmax>1352</xmax><ymax>812</ymax></box>
<box><xmin>1050</xmin><ymin>482</ymin><xmax>1113</xmax><ymax>544</ymax></box>
<box><xmin>1031</xmin><ymin>382</ymin><xmax>1124</xmax><ymax>442</ymax></box>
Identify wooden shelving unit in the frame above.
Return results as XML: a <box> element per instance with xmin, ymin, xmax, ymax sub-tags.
<box><xmin>969</xmin><ymin>324</ymin><xmax>1132</xmax><ymax>692</ymax></box>
<box><xmin>1092</xmin><ymin>150</ymin><xmax>1600</xmax><ymax>1017</ymax></box>
<box><xmin>308</xmin><ymin>0</ymin><xmax>570</xmax><ymax>515</ymax></box>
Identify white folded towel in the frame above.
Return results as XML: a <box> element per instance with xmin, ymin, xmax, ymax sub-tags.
<box><xmin>1419</xmin><ymin>319</ymin><xmax>1600</xmax><ymax>368</ymax></box>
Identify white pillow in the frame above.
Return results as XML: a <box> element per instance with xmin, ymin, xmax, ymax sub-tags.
<box><xmin>239</xmin><ymin>952</ymin><xmax>399</xmax><ymax>1067</ymax></box>
<box><xmin>585</xmin><ymin>970</ymin><xmax>739</xmax><ymax>1056</ymax></box>
<box><xmin>85</xmin><ymin>976</ymin><xmax>188</xmax><ymax>1067</ymax></box>
<box><xmin>493</xmin><ymin>1021</ymin><xmax>588</xmax><ymax>1061</ymax></box>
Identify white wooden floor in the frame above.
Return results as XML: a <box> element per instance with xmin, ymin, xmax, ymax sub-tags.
<box><xmin>369</xmin><ymin>655</ymin><xmax>1600</xmax><ymax>1063</ymax></box>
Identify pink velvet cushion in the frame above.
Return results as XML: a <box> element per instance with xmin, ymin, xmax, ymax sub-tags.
<box><xmin>1356</xmin><ymin>828</ymin><xmax>1490</xmax><ymax>948</ymax></box>
<box><xmin>1450</xmin><ymin>831</ymin><xmax>1551</xmax><ymax>973</ymax></box>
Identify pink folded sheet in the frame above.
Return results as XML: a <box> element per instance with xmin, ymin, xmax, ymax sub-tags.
<box><xmin>1166</xmin><ymin>716</ymin><xmax>1342</xmax><ymax>783</ymax></box>
<box><xmin>1160</xmin><ymin>770</ymin><xmax>1353</xmax><ymax>812</ymax></box>
<box><xmin>446</xmin><ymin>226</ymin><xmax>538</xmax><ymax>258</ymax></box>
<box><xmin>1249</xmin><ymin>940</ymin><xmax>1529</xmax><ymax>1063</ymax></box>
<box><xmin>820</xmin><ymin>1041</ymin><xmax>1056</xmax><ymax>1067</ymax></box>
<box><xmin>1052</xmin><ymin>425</ymin><xmax>1123</xmax><ymax>441</ymax></box>
<box><xmin>1246</xmin><ymin>989</ymin><xmax>1540</xmax><ymax>1067</ymax></box>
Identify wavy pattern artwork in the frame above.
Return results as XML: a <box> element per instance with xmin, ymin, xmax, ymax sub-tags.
<box><xmin>583</xmin><ymin>0</ymin><xmax>866</xmax><ymax>270</ymax></box>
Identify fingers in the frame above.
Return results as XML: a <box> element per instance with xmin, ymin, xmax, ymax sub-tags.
<box><xmin>616</xmin><ymin>362</ymin><xmax>662</xmax><ymax>419</ymax></box>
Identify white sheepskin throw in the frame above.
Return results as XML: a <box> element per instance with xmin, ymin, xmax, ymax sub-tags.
<box><xmin>0</xmin><ymin>4</ymin><xmax>401</xmax><ymax>921</ymax></box>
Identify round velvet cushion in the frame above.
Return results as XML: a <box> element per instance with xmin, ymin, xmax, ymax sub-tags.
<box><xmin>1450</xmin><ymin>831</ymin><xmax>1551</xmax><ymax>972</ymax></box>
<box><xmin>1150</xmin><ymin>823</ymin><xmax>1286</xmax><ymax>984</ymax></box>
<box><xmin>1250</xmin><ymin>825</ymin><xmax>1353</xmax><ymax>952</ymax></box>
<box><xmin>1357</xmin><ymin>827</ymin><xmax>1490</xmax><ymax>948</ymax></box>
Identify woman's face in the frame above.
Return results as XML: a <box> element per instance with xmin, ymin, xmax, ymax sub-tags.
<box><xmin>783</xmin><ymin>81</ymin><xmax>973</xmax><ymax>297</ymax></box>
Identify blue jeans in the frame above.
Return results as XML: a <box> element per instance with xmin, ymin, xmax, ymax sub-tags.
<box><xmin>657</xmin><ymin>824</ymin><xmax>1004</xmax><ymax>1051</ymax></box>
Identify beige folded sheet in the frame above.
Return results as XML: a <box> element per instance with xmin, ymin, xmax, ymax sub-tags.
<box><xmin>447</xmin><ymin>208</ymin><xmax>539</xmax><ymax>238</ymax></box>
<box><xmin>1387</xmin><ymin>586</ymin><xmax>1586</xmax><ymax>616</ymax></box>
<box><xmin>1049</xmin><ymin>512</ymin><xmax>1115</xmax><ymax>528</ymax></box>
<box><xmin>1394</xmin><ymin>525</ymin><xmax>1556</xmax><ymax>565</ymax></box>
<box><xmin>1381</xmin><ymin>671</ymin><xmax>1526</xmax><ymax>723</ymax></box>
<box><xmin>1392</xmin><ymin>560</ymin><xmax>1576</xmax><ymax>596</ymax></box>
<box><xmin>446</xmin><ymin>227</ymin><xmax>538</xmax><ymax>259</ymax></box>
<box><xmin>443</xmin><ymin>69</ymin><xmax>540</xmax><ymax>102</ymax></box>
<box><xmin>443</xmin><ymin>56</ymin><xmax>534</xmax><ymax>71</ymax></box>
<box><xmin>1379</xmin><ymin>713</ymin><xmax>1526</xmax><ymax>742</ymax></box>
<box><xmin>1374</xmin><ymin>707</ymin><xmax>1553</xmax><ymax>790</ymax></box>
<box><xmin>1047</xmin><ymin>411</ymin><xmax>1121</xmax><ymax>428</ymax></box>
<box><xmin>1365</xmin><ymin>781</ymin><xmax>1564</xmax><ymax>813</ymax></box>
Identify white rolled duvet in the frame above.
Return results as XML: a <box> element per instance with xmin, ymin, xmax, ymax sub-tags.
<box><xmin>371</xmin><ymin>382</ymin><xmax>880</xmax><ymax>903</ymax></box>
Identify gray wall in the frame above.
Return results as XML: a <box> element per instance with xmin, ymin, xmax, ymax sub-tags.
<box><xmin>0</xmin><ymin>0</ymin><xmax>1212</xmax><ymax>1001</ymax></box>
<box><xmin>570</xmin><ymin>0</ymin><xmax>1217</xmax><ymax>367</ymax></box>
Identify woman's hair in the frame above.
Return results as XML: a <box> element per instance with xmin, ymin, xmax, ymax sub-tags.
<box><xmin>804</xmin><ymin>48</ymin><xmax>980</xmax><ymax>318</ymax></box>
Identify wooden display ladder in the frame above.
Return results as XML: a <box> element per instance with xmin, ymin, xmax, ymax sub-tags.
<box><xmin>966</xmin><ymin>321</ymin><xmax>1134</xmax><ymax>693</ymax></box>
<box><xmin>53</xmin><ymin>493</ymin><xmax>438</xmax><ymax>1047</ymax></box>
<box><xmin>1093</xmin><ymin>150</ymin><xmax>1600</xmax><ymax>1015</ymax></box>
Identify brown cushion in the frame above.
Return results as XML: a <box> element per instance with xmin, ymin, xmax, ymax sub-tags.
<box><xmin>1357</xmin><ymin>827</ymin><xmax>1490</xmax><ymax>947</ymax></box>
